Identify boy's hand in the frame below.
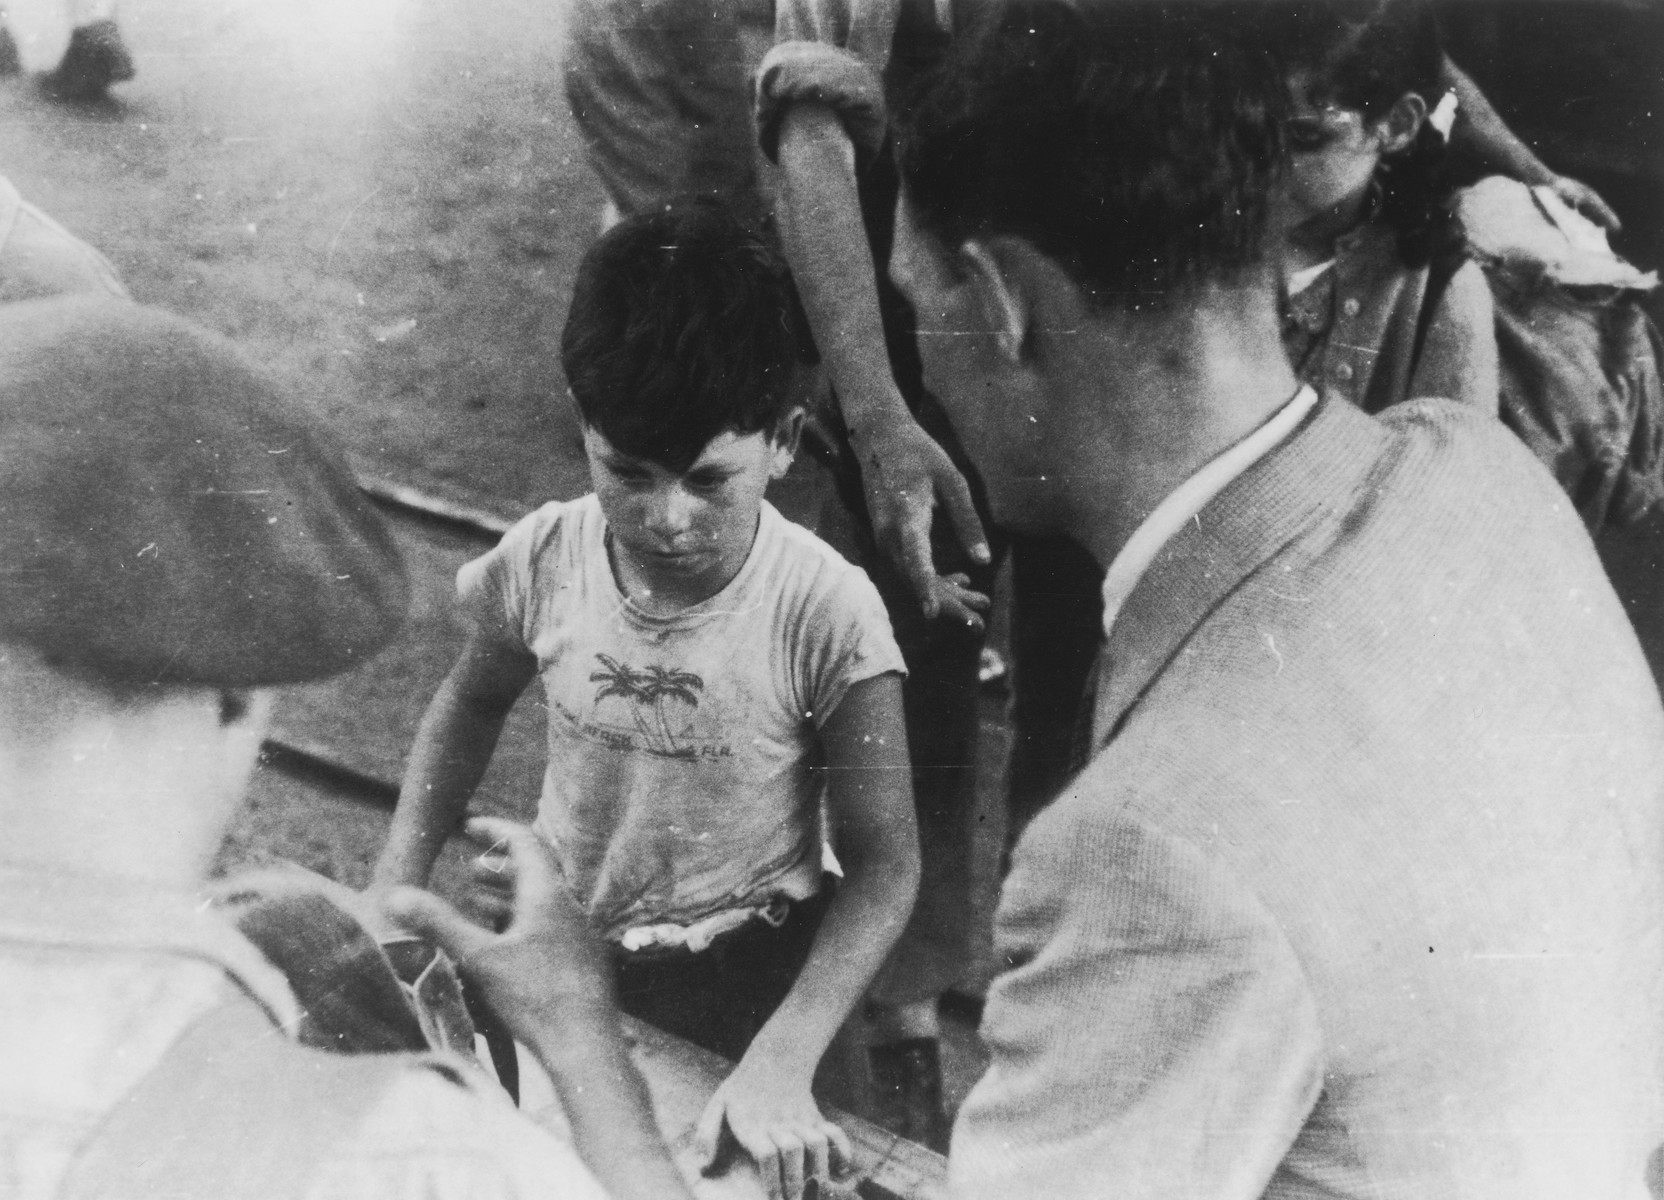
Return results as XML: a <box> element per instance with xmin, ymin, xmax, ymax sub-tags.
<box><xmin>850</xmin><ymin>408</ymin><xmax>991</xmax><ymax>620</ymax></box>
<box><xmin>381</xmin><ymin>817</ymin><xmax>614</xmax><ymax>1042</ymax></box>
<box><xmin>695</xmin><ymin>1053</ymin><xmax>851</xmax><ymax>1200</ymax></box>
<box><xmin>1546</xmin><ymin>174</ymin><xmax>1622</xmax><ymax>233</ymax></box>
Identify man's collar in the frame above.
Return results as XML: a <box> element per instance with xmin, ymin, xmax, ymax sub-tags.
<box><xmin>1092</xmin><ymin>394</ymin><xmax>1389</xmax><ymax>748</ymax></box>
<box><xmin>0</xmin><ymin>863</ymin><xmax>301</xmax><ymax>1031</ymax></box>
<box><xmin>1100</xmin><ymin>385</ymin><xmax>1321</xmax><ymax>641</ymax></box>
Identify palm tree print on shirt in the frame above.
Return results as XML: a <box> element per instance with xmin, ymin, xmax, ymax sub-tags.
<box><xmin>588</xmin><ymin>653</ymin><xmax>705</xmax><ymax>757</ymax></box>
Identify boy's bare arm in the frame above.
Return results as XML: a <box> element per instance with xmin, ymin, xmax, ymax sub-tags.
<box><xmin>773</xmin><ymin>104</ymin><xmax>991</xmax><ymax>623</ymax></box>
<box><xmin>385</xmin><ymin>818</ymin><xmax>696</xmax><ymax>1200</ymax></box>
<box><xmin>1439</xmin><ymin>53</ymin><xmax>1620</xmax><ymax>230</ymax></box>
<box><xmin>372</xmin><ymin>630</ymin><xmax>538</xmax><ymax>889</ymax></box>
<box><xmin>694</xmin><ymin>672</ymin><xmax>920</xmax><ymax>1200</ymax></box>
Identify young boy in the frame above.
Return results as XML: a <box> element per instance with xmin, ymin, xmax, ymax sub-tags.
<box><xmin>373</xmin><ymin>202</ymin><xmax>920</xmax><ymax>1196</ymax></box>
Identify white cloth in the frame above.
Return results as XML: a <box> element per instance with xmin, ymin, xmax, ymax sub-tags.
<box><xmin>460</xmin><ymin>495</ymin><xmax>904</xmax><ymax>940</ymax></box>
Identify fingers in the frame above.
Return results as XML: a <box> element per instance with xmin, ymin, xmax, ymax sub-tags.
<box><xmin>694</xmin><ymin>1092</ymin><xmax>726</xmax><ymax>1172</ymax></box>
<box><xmin>381</xmin><ymin>885</ymin><xmax>491</xmax><ymax>965</ymax></box>
<box><xmin>1553</xmin><ymin>175</ymin><xmax>1622</xmax><ymax>232</ymax></box>
<box><xmin>739</xmin><ymin>1128</ymin><xmax>811</xmax><ymax>1200</ymax></box>
<box><xmin>933</xmin><ymin>574</ymin><xmax>991</xmax><ymax>632</ymax></box>
<box><xmin>940</xmin><ymin>573</ymin><xmax>992</xmax><ymax>610</ymax></box>
<box><xmin>935</xmin><ymin>461</ymin><xmax>991</xmax><ymax>567</ymax></box>
<box><xmin>459</xmin><ymin>871</ymin><xmax>513</xmax><ymax>932</ymax></box>
<box><xmin>878</xmin><ymin>490</ymin><xmax>941</xmax><ymax>619</ymax></box>
<box><xmin>1585</xmin><ymin>192</ymin><xmax>1623</xmax><ymax>232</ymax></box>
<box><xmin>463</xmin><ymin>817</ymin><xmax>561</xmax><ymax>914</ymax></box>
<box><xmin>700</xmin><ymin>1096</ymin><xmax>839</xmax><ymax>1200</ymax></box>
<box><xmin>822</xmin><ymin>1119</ymin><xmax>853</xmax><ymax>1176</ymax></box>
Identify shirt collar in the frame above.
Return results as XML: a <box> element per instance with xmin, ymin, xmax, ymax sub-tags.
<box><xmin>0</xmin><ymin>864</ymin><xmax>302</xmax><ymax>1031</ymax></box>
<box><xmin>1100</xmin><ymin>385</ymin><xmax>1320</xmax><ymax>640</ymax></box>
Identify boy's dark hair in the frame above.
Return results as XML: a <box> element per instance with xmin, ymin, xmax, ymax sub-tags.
<box><xmin>895</xmin><ymin>1</ymin><xmax>1286</xmax><ymax>312</ymax></box>
<box><xmin>561</xmin><ymin>201</ymin><xmax>804</xmax><ymax>472</ymax></box>
<box><xmin>1272</xmin><ymin>0</ymin><xmax>1451</xmax><ymax>265</ymax></box>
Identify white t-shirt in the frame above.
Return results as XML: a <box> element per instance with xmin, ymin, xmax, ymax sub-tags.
<box><xmin>459</xmin><ymin>496</ymin><xmax>905</xmax><ymax>940</ymax></box>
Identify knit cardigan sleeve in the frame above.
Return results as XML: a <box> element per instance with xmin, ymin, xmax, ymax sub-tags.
<box><xmin>951</xmin><ymin>796</ymin><xmax>1326</xmax><ymax>1199</ymax></box>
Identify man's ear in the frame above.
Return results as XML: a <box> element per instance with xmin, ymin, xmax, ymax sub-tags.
<box><xmin>961</xmin><ymin>239</ymin><xmax>1029</xmax><ymax>363</ymax></box>
<box><xmin>1377</xmin><ymin>92</ymin><xmax>1427</xmax><ymax>156</ymax></box>
<box><xmin>769</xmin><ymin>407</ymin><xmax>806</xmax><ymax>478</ymax></box>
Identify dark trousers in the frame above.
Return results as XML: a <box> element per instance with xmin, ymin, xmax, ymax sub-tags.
<box><xmin>613</xmin><ymin>888</ymin><xmax>832</xmax><ymax>1063</ymax></box>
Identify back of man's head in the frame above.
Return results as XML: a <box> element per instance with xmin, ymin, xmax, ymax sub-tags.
<box><xmin>0</xmin><ymin>296</ymin><xmax>408</xmax><ymax>697</ymax></box>
<box><xmin>896</xmin><ymin>0</ymin><xmax>1286</xmax><ymax>311</ymax></box>
<box><xmin>561</xmin><ymin>200</ymin><xmax>806</xmax><ymax>473</ymax></box>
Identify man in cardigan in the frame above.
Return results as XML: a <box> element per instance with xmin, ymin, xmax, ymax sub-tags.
<box><xmin>874</xmin><ymin>3</ymin><xmax>1664</xmax><ymax>1196</ymax></box>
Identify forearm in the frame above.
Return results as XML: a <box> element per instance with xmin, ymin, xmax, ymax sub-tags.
<box><xmin>774</xmin><ymin>104</ymin><xmax>910</xmax><ymax>432</ymax></box>
<box><xmin>374</xmin><ymin>687</ymin><xmax>511</xmax><ymax>887</ymax></box>
<box><xmin>523</xmin><ymin>1000</ymin><xmax>695</xmax><ymax>1200</ymax></box>
<box><xmin>749</xmin><ymin>848</ymin><xmax>918</xmax><ymax>1072</ymax></box>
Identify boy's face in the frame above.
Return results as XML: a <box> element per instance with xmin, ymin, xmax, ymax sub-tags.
<box><xmin>583</xmin><ymin>421</ymin><xmax>798</xmax><ymax>607</ymax></box>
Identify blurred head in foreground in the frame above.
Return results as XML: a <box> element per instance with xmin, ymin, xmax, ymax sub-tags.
<box><xmin>0</xmin><ymin>296</ymin><xmax>408</xmax><ymax>883</ymax></box>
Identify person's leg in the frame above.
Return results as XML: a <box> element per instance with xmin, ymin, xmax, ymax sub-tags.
<box><xmin>562</xmin><ymin>0</ymin><xmax>770</xmax><ymax>227</ymax></box>
<box><xmin>1005</xmin><ymin>534</ymin><xmax>1104</xmax><ymax>839</ymax></box>
<box><xmin>815</xmin><ymin>389</ymin><xmax>995</xmax><ymax>1151</ymax></box>
<box><xmin>611</xmin><ymin>890</ymin><xmax>832</xmax><ymax>1064</ymax></box>
<box><xmin>614</xmin><ymin>943</ymin><xmax>735</xmax><ymax>1057</ymax></box>
<box><xmin>706</xmin><ymin>888</ymin><xmax>833</xmax><ymax>1057</ymax></box>
<box><xmin>40</xmin><ymin>0</ymin><xmax>129</xmax><ymax>100</ymax></box>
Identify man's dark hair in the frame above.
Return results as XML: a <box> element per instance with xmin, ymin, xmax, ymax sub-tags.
<box><xmin>895</xmin><ymin>1</ymin><xmax>1286</xmax><ymax>311</ymax></box>
<box><xmin>561</xmin><ymin>201</ymin><xmax>804</xmax><ymax>472</ymax></box>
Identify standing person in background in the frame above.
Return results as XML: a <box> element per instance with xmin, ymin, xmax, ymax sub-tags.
<box><xmin>1269</xmin><ymin>0</ymin><xmax>1500</xmax><ymax>416</ymax></box>
<box><xmin>1271</xmin><ymin>0</ymin><xmax>1664</xmax><ymax>534</ymax></box>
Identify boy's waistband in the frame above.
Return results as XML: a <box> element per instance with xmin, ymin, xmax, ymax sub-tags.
<box><xmin>612</xmin><ymin>878</ymin><xmax>834</xmax><ymax>960</ymax></box>
<box><xmin>616</xmin><ymin>895</ymin><xmax>793</xmax><ymax>955</ymax></box>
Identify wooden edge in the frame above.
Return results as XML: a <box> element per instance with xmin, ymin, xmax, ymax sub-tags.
<box><xmin>620</xmin><ymin>1016</ymin><xmax>948</xmax><ymax>1200</ymax></box>
<box><xmin>356</xmin><ymin>472</ymin><xmax>521</xmax><ymax>539</ymax></box>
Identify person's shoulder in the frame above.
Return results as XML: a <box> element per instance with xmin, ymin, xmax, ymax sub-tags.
<box><xmin>306</xmin><ymin>1060</ymin><xmax>610</xmax><ymax>1200</ymax></box>
<box><xmin>756</xmin><ymin>502</ymin><xmax>885</xmax><ymax>608</ymax></box>
<box><xmin>1377</xmin><ymin>393</ymin><xmax>1547</xmax><ymax>487</ymax></box>
<box><xmin>0</xmin><ymin>179</ymin><xmax>128</xmax><ymax>303</ymax></box>
<box><xmin>498</xmin><ymin>494</ymin><xmax>602</xmax><ymax>565</ymax></box>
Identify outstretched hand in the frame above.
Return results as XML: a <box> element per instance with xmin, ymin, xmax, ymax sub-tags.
<box><xmin>851</xmin><ymin>409</ymin><xmax>992</xmax><ymax>625</ymax></box>
<box><xmin>380</xmin><ymin>817</ymin><xmax>613</xmax><ymax>1041</ymax></box>
<box><xmin>1547</xmin><ymin>174</ymin><xmax>1622</xmax><ymax>233</ymax></box>
<box><xmin>695</xmin><ymin>1052</ymin><xmax>852</xmax><ymax>1200</ymax></box>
